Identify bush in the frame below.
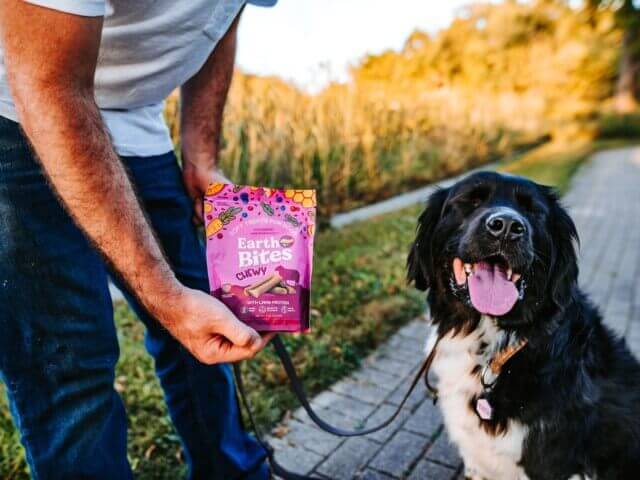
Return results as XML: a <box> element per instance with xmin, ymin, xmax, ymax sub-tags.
<box><xmin>596</xmin><ymin>113</ymin><xmax>640</xmax><ymax>139</ymax></box>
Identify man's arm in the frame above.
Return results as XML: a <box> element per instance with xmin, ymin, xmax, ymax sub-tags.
<box><xmin>0</xmin><ymin>1</ymin><xmax>270</xmax><ymax>364</ymax></box>
<box><xmin>181</xmin><ymin>11</ymin><xmax>240</xmax><ymax>223</ymax></box>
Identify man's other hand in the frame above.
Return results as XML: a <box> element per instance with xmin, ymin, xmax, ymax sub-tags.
<box><xmin>183</xmin><ymin>160</ymin><xmax>230</xmax><ymax>225</ymax></box>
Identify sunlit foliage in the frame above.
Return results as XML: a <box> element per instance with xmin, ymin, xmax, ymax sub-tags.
<box><xmin>166</xmin><ymin>1</ymin><xmax>621</xmax><ymax>215</ymax></box>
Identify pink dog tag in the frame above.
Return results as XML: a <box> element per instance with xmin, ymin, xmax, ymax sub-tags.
<box><xmin>476</xmin><ymin>397</ymin><xmax>493</xmax><ymax>421</ymax></box>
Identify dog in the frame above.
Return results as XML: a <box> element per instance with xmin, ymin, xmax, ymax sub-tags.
<box><xmin>407</xmin><ymin>171</ymin><xmax>640</xmax><ymax>480</ymax></box>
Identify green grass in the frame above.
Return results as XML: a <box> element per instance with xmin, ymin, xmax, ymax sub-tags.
<box><xmin>596</xmin><ymin>113</ymin><xmax>640</xmax><ymax>141</ymax></box>
<box><xmin>1</xmin><ymin>137</ymin><xmax>638</xmax><ymax>479</ymax></box>
<box><xmin>499</xmin><ymin>139</ymin><xmax>640</xmax><ymax>193</ymax></box>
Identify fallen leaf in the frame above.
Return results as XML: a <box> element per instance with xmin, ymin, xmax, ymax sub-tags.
<box><xmin>272</xmin><ymin>423</ymin><xmax>290</xmax><ymax>438</ymax></box>
<box><xmin>144</xmin><ymin>444</ymin><xmax>156</xmax><ymax>460</ymax></box>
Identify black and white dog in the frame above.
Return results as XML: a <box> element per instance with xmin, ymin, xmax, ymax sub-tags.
<box><xmin>407</xmin><ymin>172</ymin><xmax>640</xmax><ymax>480</ymax></box>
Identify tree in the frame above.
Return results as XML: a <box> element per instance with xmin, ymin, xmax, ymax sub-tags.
<box><xmin>589</xmin><ymin>0</ymin><xmax>640</xmax><ymax>112</ymax></box>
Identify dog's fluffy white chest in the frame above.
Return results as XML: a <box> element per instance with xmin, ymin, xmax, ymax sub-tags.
<box><xmin>428</xmin><ymin>315</ymin><xmax>529</xmax><ymax>480</ymax></box>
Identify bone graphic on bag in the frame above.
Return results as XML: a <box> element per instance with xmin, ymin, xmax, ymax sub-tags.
<box><xmin>244</xmin><ymin>274</ymin><xmax>283</xmax><ymax>298</ymax></box>
<box><xmin>270</xmin><ymin>281</ymin><xmax>296</xmax><ymax>295</ymax></box>
<box><xmin>269</xmin><ymin>286</ymin><xmax>289</xmax><ymax>295</ymax></box>
<box><xmin>280</xmin><ymin>283</ymin><xmax>296</xmax><ymax>294</ymax></box>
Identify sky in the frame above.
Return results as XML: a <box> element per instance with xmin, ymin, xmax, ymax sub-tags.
<box><xmin>237</xmin><ymin>0</ymin><xmax>479</xmax><ymax>92</ymax></box>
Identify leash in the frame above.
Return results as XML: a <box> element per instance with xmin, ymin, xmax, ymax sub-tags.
<box><xmin>233</xmin><ymin>335</ymin><xmax>441</xmax><ymax>479</ymax></box>
<box><xmin>234</xmin><ymin>360</ymin><xmax>315</xmax><ymax>480</ymax></box>
<box><xmin>423</xmin><ymin>335</ymin><xmax>442</xmax><ymax>401</ymax></box>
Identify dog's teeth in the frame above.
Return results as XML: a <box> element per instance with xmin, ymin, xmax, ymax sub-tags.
<box><xmin>463</xmin><ymin>263</ymin><xmax>472</xmax><ymax>275</ymax></box>
<box><xmin>513</xmin><ymin>273</ymin><xmax>521</xmax><ymax>283</ymax></box>
<box><xmin>507</xmin><ymin>268</ymin><xmax>513</xmax><ymax>281</ymax></box>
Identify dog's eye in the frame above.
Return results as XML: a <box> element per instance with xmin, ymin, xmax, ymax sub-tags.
<box><xmin>467</xmin><ymin>187</ymin><xmax>489</xmax><ymax>208</ymax></box>
<box><xmin>451</xmin><ymin>186</ymin><xmax>489</xmax><ymax>211</ymax></box>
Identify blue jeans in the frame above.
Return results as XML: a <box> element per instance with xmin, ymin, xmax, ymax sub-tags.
<box><xmin>0</xmin><ymin>117</ymin><xmax>268</xmax><ymax>479</ymax></box>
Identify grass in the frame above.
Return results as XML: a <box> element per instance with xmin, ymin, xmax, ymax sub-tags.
<box><xmin>596</xmin><ymin>113</ymin><xmax>640</xmax><ymax>141</ymax></box>
<box><xmin>499</xmin><ymin>138</ymin><xmax>640</xmax><ymax>193</ymax></box>
<box><xmin>1</xmin><ymin>138</ymin><xmax>638</xmax><ymax>479</ymax></box>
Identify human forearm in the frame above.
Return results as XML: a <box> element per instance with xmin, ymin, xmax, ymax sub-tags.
<box><xmin>0</xmin><ymin>1</ymin><xmax>270</xmax><ymax>363</ymax></box>
<box><xmin>180</xmin><ymin>13</ymin><xmax>240</xmax><ymax>221</ymax></box>
<box><xmin>11</xmin><ymin>85</ymin><xmax>270</xmax><ymax>362</ymax></box>
<box><xmin>13</xmin><ymin>85</ymin><xmax>181</xmax><ymax>318</ymax></box>
<box><xmin>181</xmin><ymin>13</ymin><xmax>239</xmax><ymax>168</ymax></box>
<box><xmin>0</xmin><ymin>4</ymin><xmax>176</xmax><ymax>317</ymax></box>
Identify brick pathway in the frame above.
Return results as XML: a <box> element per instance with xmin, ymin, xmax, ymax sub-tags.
<box><xmin>269</xmin><ymin>147</ymin><xmax>640</xmax><ymax>479</ymax></box>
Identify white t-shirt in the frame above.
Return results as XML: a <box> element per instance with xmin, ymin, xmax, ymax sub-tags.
<box><xmin>0</xmin><ymin>0</ymin><xmax>276</xmax><ymax>156</ymax></box>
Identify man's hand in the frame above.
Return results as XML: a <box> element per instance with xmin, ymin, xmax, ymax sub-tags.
<box><xmin>159</xmin><ymin>288</ymin><xmax>274</xmax><ymax>364</ymax></box>
<box><xmin>181</xmin><ymin>12</ymin><xmax>240</xmax><ymax>224</ymax></box>
<box><xmin>183</xmin><ymin>160</ymin><xmax>230</xmax><ymax>224</ymax></box>
<box><xmin>0</xmin><ymin>1</ymin><xmax>268</xmax><ymax>364</ymax></box>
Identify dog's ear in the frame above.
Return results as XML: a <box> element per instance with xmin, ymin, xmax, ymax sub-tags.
<box><xmin>545</xmin><ymin>187</ymin><xmax>579</xmax><ymax>309</ymax></box>
<box><xmin>407</xmin><ymin>188</ymin><xmax>449</xmax><ymax>291</ymax></box>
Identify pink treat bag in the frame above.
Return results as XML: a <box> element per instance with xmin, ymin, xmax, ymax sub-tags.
<box><xmin>204</xmin><ymin>184</ymin><xmax>316</xmax><ymax>333</ymax></box>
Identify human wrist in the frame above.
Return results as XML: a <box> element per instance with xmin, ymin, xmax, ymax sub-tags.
<box><xmin>138</xmin><ymin>269</ymin><xmax>186</xmax><ymax>327</ymax></box>
<box><xmin>182</xmin><ymin>152</ymin><xmax>229</xmax><ymax>183</ymax></box>
<box><xmin>181</xmin><ymin>141</ymin><xmax>218</xmax><ymax>171</ymax></box>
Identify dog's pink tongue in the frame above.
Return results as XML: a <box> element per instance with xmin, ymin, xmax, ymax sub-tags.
<box><xmin>468</xmin><ymin>262</ymin><xmax>518</xmax><ymax>316</ymax></box>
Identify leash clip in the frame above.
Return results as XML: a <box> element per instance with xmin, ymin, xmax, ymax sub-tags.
<box><xmin>480</xmin><ymin>362</ymin><xmax>498</xmax><ymax>391</ymax></box>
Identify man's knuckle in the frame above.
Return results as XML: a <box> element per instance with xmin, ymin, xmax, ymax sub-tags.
<box><xmin>236</xmin><ymin>328</ymin><xmax>251</xmax><ymax>346</ymax></box>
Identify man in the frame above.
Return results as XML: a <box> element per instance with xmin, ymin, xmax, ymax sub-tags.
<box><xmin>0</xmin><ymin>1</ymin><xmax>278</xmax><ymax>478</ymax></box>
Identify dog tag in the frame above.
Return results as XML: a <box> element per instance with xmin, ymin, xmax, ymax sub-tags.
<box><xmin>475</xmin><ymin>397</ymin><xmax>493</xmax><ymax>421</ymax></box>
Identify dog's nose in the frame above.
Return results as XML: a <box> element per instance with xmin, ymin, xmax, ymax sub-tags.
<box><xmin>485</xmin><ymin>211</ymin><xmax>526</xmax><ymax>240</ymax></box>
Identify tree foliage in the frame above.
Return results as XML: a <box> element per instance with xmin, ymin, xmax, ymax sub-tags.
<box><xmin>587</xmin><ymin>0</ymin><xmax>640</xmax><ymax>110</ymax></box>
<box><xmin>354</xmin><ymin>0</ymin><xmax>619</xmax><ymax>123</ymax></box>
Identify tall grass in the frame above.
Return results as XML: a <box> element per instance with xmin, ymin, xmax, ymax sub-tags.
<box><xmin>164</xmin><ymin>2</ymin><xmax>619</xmax><ymax>217</ymax></box>
<box><xmin>166</xmin><ymin>81</ymin><xmax>546</xmax><ymax>216</ymax></box>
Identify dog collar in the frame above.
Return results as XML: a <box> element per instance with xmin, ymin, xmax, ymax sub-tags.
<box><xmin>491</xmin><ymin>338</ymin><xmax>527</xmax><ymax>373</ymax></box>
<box><xmin>481</xmin><ymin>338</ymin><xmax>528</xmax><ymax>389</ymax></box>
<box><xmin>477</xmin><ymin>338</ymin><xmax>528</xmax><ymax>421</ymax></box>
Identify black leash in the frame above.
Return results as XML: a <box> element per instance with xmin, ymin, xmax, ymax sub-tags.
<box><xmin>233</xmin><ymin>361</ymin><xmax>315</xmax><ymax>480</ymax></box>
<box><xmin>233</xmin><ymin>335</ymin><xmax>441</xmax><ymax>479</ymax></box>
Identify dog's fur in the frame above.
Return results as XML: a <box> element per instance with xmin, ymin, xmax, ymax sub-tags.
<box><xmin>407</xmin><ymin>172</ymin><xmax>640</xmax><ymax>480</ymax></box>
